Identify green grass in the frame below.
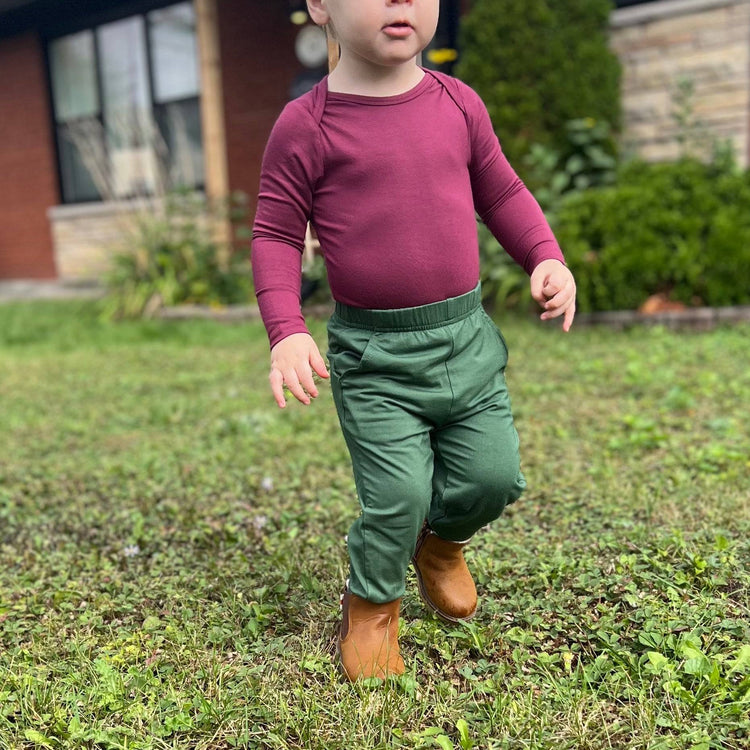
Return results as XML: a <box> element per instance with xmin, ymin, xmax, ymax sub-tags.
<box><xmin>0</xmin><ymin>300</ymin><xmax>748</xmax><ymax>750</ymax></box>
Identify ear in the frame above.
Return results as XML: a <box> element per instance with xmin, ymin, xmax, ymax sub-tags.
<box><xmin>306</xmin><ymin>0</ymin><xmax>330</xmax><ymax>27</ymax></box>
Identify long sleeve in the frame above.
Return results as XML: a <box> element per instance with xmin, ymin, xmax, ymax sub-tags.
<box><xmin>251</xmin><ymin>101</ymin><xmax>323</xmax><ymax>348</ymax></box>
<box><xmin>463</xmin><ymin>86</ymin><xmax>565</xmax><ymax>274</ymax></box>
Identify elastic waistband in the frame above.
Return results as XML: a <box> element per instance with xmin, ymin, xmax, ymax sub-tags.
<box><xmin>333</xmin><ymin>283</ymin><xmax>482</xmax><ymax>332</ymax></box>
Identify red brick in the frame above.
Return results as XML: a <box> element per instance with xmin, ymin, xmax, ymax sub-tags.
<box><xmin>0</xmin><ymin>32</ymin><xmax>59</xmax><ymax>278</ymax></box>
<box><xmin>219</xmin><ymin>0</ymin><xmax>302</xmax><ymax>221</ymax></box>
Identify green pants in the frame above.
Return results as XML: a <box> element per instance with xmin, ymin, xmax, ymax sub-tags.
<box><xmin>327</xmin><ymin>284</ymin><xmax>526</xmax><ymax>604</ymax></box>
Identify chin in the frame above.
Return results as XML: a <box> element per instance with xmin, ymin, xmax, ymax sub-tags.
<box><xmin>379</xmin><ymin>50</ymin><xmax>423</xmax><ymax>66</ymax></box>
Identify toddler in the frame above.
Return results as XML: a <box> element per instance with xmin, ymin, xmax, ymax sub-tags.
<box><xmin>252</xmin><ymin>0</ymin><xmax>576</xmax><ymax>681</ymax></box>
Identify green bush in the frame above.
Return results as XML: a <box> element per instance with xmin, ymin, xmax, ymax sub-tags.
<box><xmin>555</xmin><ymin>159</ymin><xmax>750</xmax><ymax>311</ymax></box>
<box><xmin>456</xmin><ymin>0</ymin><xmax>621</xmax><ymax>176</ymax></box>
<box><xmin>103</xmin><ymin>191</ymin><xmax>253</xmax><ymax>319</ymax></box>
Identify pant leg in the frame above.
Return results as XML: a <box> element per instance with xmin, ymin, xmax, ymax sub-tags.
<box><xmin>327</xmin><ymin>319</ymin><xmax>440</xmax><ymax>604</ymax></box>
<box><xmin>429</xmin><ymin>401</ymin><xmax>526</xmax><ymax>541</ymax></box>
<box><xmin>428</xmin><ymin>309</ymin><xmax>526</xmax><ymax>541</ymax></box>
<box><xmin>338</xmin><ymin>406</ymin><xmax>434</xmax><ymax>604</ymax></box>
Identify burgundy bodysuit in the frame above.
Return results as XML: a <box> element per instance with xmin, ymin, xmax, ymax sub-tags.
<box><xmin>252</xmin><ymin>69</ymin><xmax>565</xmax><ymax>348</ymax></box>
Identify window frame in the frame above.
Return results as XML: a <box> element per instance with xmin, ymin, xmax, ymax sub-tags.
<box><xmin>44</xmin><ymin>0</ymin><xmax>204</xmax><ymax>205</ymax></box>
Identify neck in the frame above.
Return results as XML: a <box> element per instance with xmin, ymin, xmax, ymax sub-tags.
<box><xmin>328</xmin><ymin>55</ymin><xmax>423</xmax><ymax>97</ymax></box>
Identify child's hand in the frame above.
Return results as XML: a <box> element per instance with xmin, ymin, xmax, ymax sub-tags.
<box><xmin>269</xmin><ymin>333</ymin><xmax>330</xmax><ymax>408</ymax></box>
<box><xmin>530</xmin><ymin>259</ymin><xmax>577</xmax><ymax>332</ymax></box>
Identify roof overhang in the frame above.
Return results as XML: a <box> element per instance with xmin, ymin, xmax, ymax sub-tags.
<box><xmin>0</xmin><ymin>0</ymin><xmax>177</xmax><ymax>39</ymax></box>
<box><xmin>0</xmin><ymin>0</ymin><xmax>39</xmax><ymax>10</ymax></box>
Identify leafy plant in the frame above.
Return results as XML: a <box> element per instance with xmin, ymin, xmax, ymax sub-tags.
<box><xmin>102</xmin><ymin>190</ymin><xmax>252</xmax><ymax>319</ymax></box>
<box><xmin>478</xmin><ymin>117</ymin><xmax>616</xmax><ymax>312</ymax></box>
<box><xmin>525</xmin><ymin>118</ymin><xmax>618</xmax><ymax>212</ymax></box>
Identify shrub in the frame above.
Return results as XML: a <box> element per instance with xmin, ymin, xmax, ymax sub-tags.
<box><xmin>456</xmin><ymin>0</ymin><xmax>621</xmax><ymax>177</ymax></box>
<box><xmin>555</xmin><ymin>159</ymin><xmax>750</xmax><ymax>311</ymax></box>
<box><xmin>102</xmin><ymin>191</ymin><xmax>253</xmax><ymax>319</ymax></box>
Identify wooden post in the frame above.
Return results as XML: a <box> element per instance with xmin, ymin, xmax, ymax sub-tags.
<box><xmin>195</xmin><ymin>0</ymin><xmax>231</xmax><ymax>254</ymax></box>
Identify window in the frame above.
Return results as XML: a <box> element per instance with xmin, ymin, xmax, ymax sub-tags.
<box><xmin>48</xmin><ymin>2</ymin><xmax>203</xmax><ymax>203</ymax></box>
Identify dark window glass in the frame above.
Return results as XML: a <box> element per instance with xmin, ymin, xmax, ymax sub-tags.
<box><xmin>48</xmin><ymin>2</ymin><xmax>203</xmax><ymax>204</ymax></box>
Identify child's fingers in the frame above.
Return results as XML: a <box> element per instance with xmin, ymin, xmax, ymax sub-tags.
<box><xmin>298</xmin><ymin>365</ymin><xmax>319</xmax><ymax>400</ymax></box>
<box><xmin>542</xmin><ymin>289</ymin><xmax>570</xmax><ymax>314</ymax></box>
<box><xmin>268</xmin><ymin>335</ymin><xmax>328</xmax><ymax>408</ymax></box>
<box><xmin>310</xmin><ymin>349</ymin><xmax>330</xmax><ymax>379</ymax></box>
<box><xmin>269</xmin><ymin>364</ymin><xmax>312</xmax><ymax>407</ymax></box>
<box><xmin>282</xmin><ymin>368</ymin><xmax>312</xmax><ymax>405</ymax></box>
<box><xmin>531</xmin><ymin>262</ymin><xmax>576</xmax><ymax>330</ymax></box>
<box><xmin>542</xmin><ymin>279</ymin><xmax>561</xmax><ymax>299</ymax></box>
<box><xmin>562</xmin><ymin>301</ymin><xmax>576</xmax><ymax>332</ymax></box>
<box><xmin>269</xmin><ymin>368</ymin><xmax>287</xmax><ymax>409</ymax></box>
<box><xmin>540</xmin><ymin>296</ymin><xmax>576</xmax><ymax>332</ymax></box>
<box><xmin>530</xmin><ymin>274</ymin><xmax>549</xmax><ymax>305</ymax></box>
<box><xmin>545</xmin><ymin>275</ymin><xmax>576</xmax><ymax>307</ymax></box>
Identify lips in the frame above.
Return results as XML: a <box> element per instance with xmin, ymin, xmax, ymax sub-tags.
<box><xmin>383</xmin><ymin>21</ymin><xmax>414</xmax><ymax>37</ymax></box>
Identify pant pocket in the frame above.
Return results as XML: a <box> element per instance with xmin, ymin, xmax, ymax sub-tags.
<box><xmin>326</xmin><ymin>321</ymin><xmax>378</xmax><ymax>381</ymax></box>
<box><xmin>480</xmin><ymin>310</ymin><xmax>509</xmax><ymax>363</ymax></box>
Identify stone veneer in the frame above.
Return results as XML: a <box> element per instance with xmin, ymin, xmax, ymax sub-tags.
<box><xmin>610</xmin><ymin>0</ymin><xmax>750</xmax><ymax>165</ymax></box>
<box><xmin>48</xmin><ymin>199</ymin><xmax>158</xmax><ymax>281</ymax></box>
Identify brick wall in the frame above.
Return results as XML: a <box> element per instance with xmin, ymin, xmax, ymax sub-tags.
<box><xmin>219</xmin><ymin>0</ymin><xmax>301</xmax><ymax>220</ymax></box>
<box><xmin>611</xmin><ymin>0</ymin><xmax>750</xmax><ymax>165</ymax></box>
<box><xmin>0</xmin><ymin>32</ymin><xmax>59</xmax><ymax>278</ymax></box>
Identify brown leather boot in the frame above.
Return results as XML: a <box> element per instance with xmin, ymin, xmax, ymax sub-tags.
<box><xmin>412</xmin><ymin>523</ymin><xmax>478</xmax><ymax>622</ymax></box>
<box><xmin>338</xmin><ymin>586</ymin><xmax>405</xmax><ymax>681</ymax></box>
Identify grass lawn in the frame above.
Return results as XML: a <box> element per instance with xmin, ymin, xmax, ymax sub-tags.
<box><xmin>0</xmin><ymin>300</ymin><xmax>748</xmax><ymax>750</ymax></box>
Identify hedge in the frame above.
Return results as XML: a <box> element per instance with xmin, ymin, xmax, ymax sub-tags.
<box><xmin>555</xmin><ymin>159</ymin><xmax>750</xmax><ymax>312</ymax></box>
<box><xmin>456</xmin><ymin>0</ymin><xmax>621</xmax><ymax>175</ymax></box>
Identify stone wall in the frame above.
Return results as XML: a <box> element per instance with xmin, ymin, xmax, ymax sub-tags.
<box><xmin>48</xmin><ymin>200</ymin><xmax>156</xmax><ymax>281</ymax></box>
<box><xmin>611</xmin><ymin>0</ymin><xmax>750</xmax><ymax>165</ymax></box>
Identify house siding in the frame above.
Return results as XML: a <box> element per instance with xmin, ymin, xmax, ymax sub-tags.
<box><xmin>0</xmin><ymin>0</ymin><xmax>300</xmax><ymax>281</ymax></box>
<box><xmin>0</xmin><ymin>31</ymin><xmax>59</xmax><ymax>278</ymax></box>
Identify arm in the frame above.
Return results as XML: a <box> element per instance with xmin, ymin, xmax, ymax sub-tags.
<box><xmin>253</xmin><ymin>241</ymin><xmax>329</xmax><ymax>407</ymax></box>
<box><xmin>252</xmin><ymin>102</ymin><xmax>329</xmax><ymax>405</ymax></box>
<box><xmin>462</xmin><ymin>85</ymin><xmax>576</xmax><ymax>329</ymax></box>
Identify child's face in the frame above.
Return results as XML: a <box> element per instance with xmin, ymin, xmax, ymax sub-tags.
<box><xmin>310</xmin><ymin>0</ymin><xmax>439</xmax><ymax>70</ymax></box>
